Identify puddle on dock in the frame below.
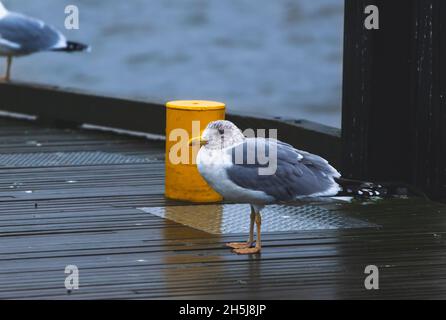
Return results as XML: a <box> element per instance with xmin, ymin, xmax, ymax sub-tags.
<box><xmin>138</xmin><ymin>204</ymin><xmax>379</xmax><ymax>235</ymax></box>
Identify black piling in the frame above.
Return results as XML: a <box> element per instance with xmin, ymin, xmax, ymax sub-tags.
<box><xmin>342</xmin><ymin>0</ymin><xmax>446</xmax><ymax>200</ymax></box>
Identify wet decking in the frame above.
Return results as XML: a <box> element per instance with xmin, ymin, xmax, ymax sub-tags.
<box><xmin>1</xmin><ymin>117</ymin><xmax>446</xmax><ymax>299</ymax></box>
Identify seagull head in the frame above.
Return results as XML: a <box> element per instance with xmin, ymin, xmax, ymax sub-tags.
<box><xmin>198</xmin><ymin>120</ymin><xmax>245</xmax><ymax>150</ymax></box>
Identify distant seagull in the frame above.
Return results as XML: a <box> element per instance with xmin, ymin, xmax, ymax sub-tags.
<box><xmin>192</xmin><ymin>120</ymin><xmax>382</xmax><ymax>254</ymax></box>
<box><xmin>0</xmin><ymin>1</ymin><xmax>90</xmax><ymax>81</ymax></box>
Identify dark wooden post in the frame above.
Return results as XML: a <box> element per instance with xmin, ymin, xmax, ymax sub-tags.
<box><xmin>342</xmin><ymin>0</ymin><xmax>446</xmax><ymax>200</ymax></box>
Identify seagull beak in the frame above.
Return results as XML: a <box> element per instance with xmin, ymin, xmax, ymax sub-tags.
<box><xmin>189</xmin><ymin>136</ymin><xmax>208</xmax><ymax>147</ymax></box>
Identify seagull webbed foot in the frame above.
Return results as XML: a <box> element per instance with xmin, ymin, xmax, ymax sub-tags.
<box><xmin>226</xmin><ymin>242</ymin><xmax>253</xmax><ymax>249</ymax></box>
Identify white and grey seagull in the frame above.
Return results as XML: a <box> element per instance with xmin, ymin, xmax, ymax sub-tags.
<box><xmin>0</xmin><ymin>1</ymin><xmax>90</xmax><ymax>81</ymax></box>
<box><xmin>191</xmin><ymin>120</ymin><xmax>382</xmax><ymax>255</ymax></box>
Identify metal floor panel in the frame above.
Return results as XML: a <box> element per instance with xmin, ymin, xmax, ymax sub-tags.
<box><xmin>139</xmin><ymin>204</ymin><xmax>379</xmax><ymax>234</ymax></box>
<box><xmin>0</xmin><ymin>151</ymin><xmax>150</xmax><ymax>168</ymax></box>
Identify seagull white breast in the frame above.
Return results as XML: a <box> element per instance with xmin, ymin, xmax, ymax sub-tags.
<box><xmin>197</xmin><ymin>146</ymin><xmax>275</xmax><ymax>204</ymax></box>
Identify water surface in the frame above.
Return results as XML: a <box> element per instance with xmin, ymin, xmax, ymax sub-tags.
<box><xmin>2</xmin><ymin>0</ymin><xmax>344</xmax><ymax>127</ymax></box>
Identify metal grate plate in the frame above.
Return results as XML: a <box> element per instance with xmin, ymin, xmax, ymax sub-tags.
<box><xmin>0</xmin><ymin>151</ymin><xmax>150</xmax><ymax>168</ymax></box>
<box><xmin>138</xmin><ymin>204</ymin><xmax>378</xmax><ymax>234</ymax></box>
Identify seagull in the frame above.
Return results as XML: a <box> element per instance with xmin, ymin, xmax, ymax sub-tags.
<box><xmin>191</xmin><ymin>120</ymin><xmax>383</xmax><ymax>255</ymax></box>
<box><xmin>0</xmin><ymin>2</ymin><xmax>90</xmax><ymax>81</ymax></box>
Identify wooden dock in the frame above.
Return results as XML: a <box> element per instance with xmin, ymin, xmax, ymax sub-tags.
<box><xmin>1</xmin><ymin>116</ymin><xmax>446</xmax><ymax>299</ymax></box>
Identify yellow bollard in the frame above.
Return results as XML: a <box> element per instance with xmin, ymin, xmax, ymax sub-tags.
<box><xmin>165</xmin><ymin>100</ymin><xmax>225</xmax><ymax>202</ymax></box>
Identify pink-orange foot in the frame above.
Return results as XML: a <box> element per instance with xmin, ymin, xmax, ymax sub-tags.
<box><xmin>233</xmin><ymin>247</ymin><xmax>261</xmax><ymax>255</ymax></box>
<box><xmin>226</xmin><ymin>242</ymin><xmax>253</xmax><ymax>249</ymax></box>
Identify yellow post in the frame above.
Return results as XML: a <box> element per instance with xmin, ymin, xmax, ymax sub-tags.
<box><xmin>165</xmin><ymin>100</ymin><xmax>225</xmax><ymax>202</ymax></box>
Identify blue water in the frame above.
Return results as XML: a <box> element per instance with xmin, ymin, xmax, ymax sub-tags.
<box><xmin>1</xmin><ymin>0</ymin><xmax>344</xmax><ymax>127</ymax></box>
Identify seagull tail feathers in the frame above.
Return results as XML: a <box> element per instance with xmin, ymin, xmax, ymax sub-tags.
<box><xmin>334</xmin><ymin>178</ymin><xmax>387</xmax><ymax>198</ymax></box>
<box><xmin>53</xmin><ymin>41</ymin><xmax>91</xmax><ymax>53</ymax></box>
<box><xmin>334</xmin><ymin>177</ymin><xmax>428</xmax><ymax>199</ymax></box>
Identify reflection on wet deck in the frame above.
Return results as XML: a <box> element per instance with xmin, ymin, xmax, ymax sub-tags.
<box><xmin>1</xmin><ymin>117</ymin><xmax>446</xmax><ymax>299</ymax></box>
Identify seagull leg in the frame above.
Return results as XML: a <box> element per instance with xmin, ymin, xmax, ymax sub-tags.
<box><xmin>226</xmin><ymin>205</ymin><xmax>255</xmax><ymax>249</ymax></box>
<box><xmin>6</xmin><ymin>56</ymin><xmax>12</xmax><ymax>81</ymax></box>
<box><xmin>1</xmin><ymin>56</ymin><xmax>12</xmax><ymax>82</ymax></box>
<box><xmin>233</xmin><ymin>210</ymin><xmax>262</xmax><ymax>255</ymax></box>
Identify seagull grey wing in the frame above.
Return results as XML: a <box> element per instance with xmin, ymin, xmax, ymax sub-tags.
<box><xmin>295</xmin><ymin>148</ymin><xmax>341</xmax><ymax>178</ymax></box>
<box><xmin>0</xmin><ymin>13</ymin><xmax>66</xmax><ymax>54</ymax></box>
<box><xmin>0</xmin><ymin>35</ymin><xmax>20</xmax><ymax>54</ymax></box>
<box><xmin>226</xmin><ymin>138</ymin><xmax>340</xmax><ymax>201</ymax></box>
